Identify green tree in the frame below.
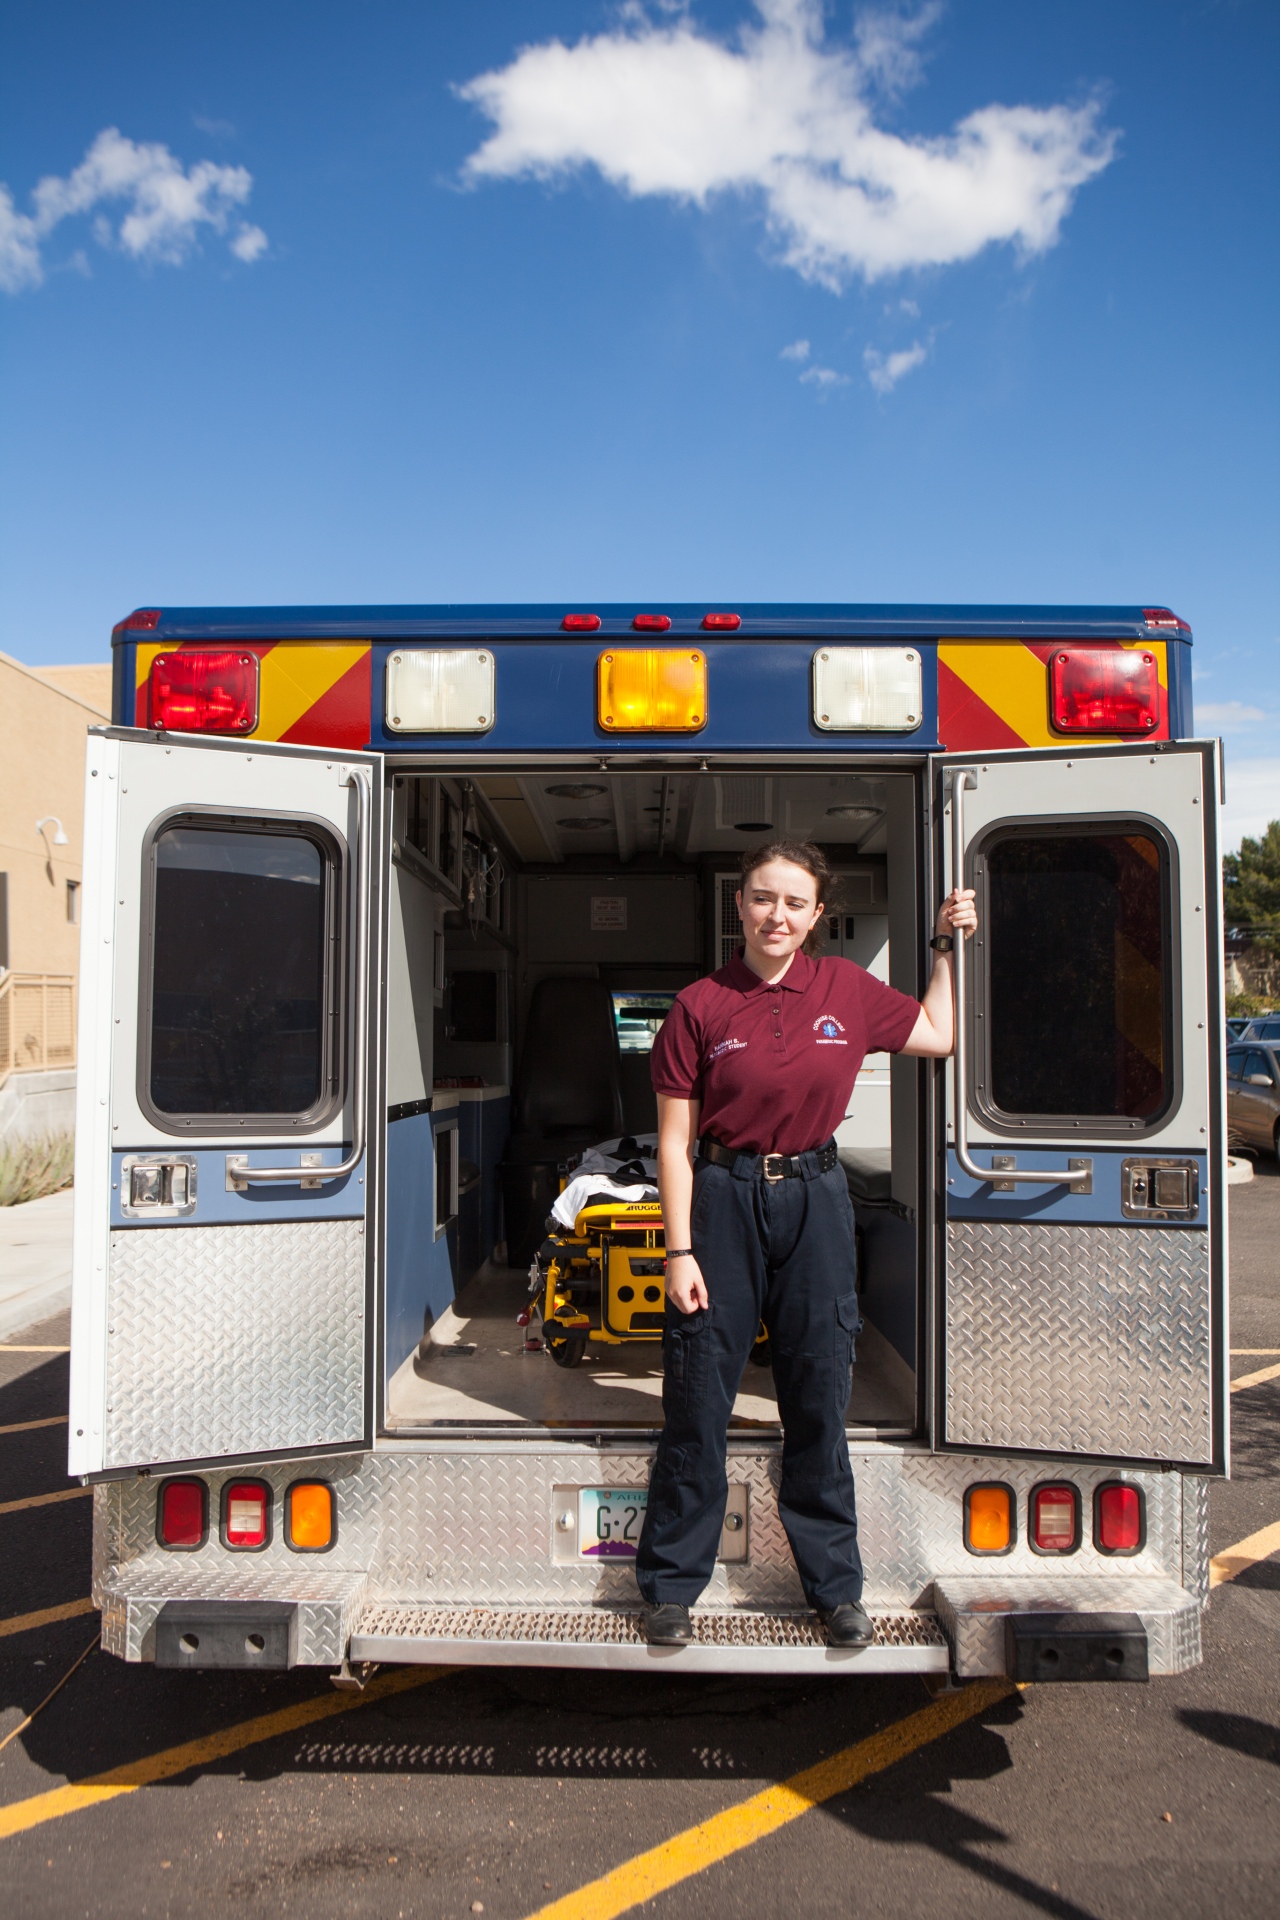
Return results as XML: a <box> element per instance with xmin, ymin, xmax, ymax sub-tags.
<box><xmin>1224</xmin><ymin>820</ymin><xmax>1280</xmax><ymax>951</ymax></box>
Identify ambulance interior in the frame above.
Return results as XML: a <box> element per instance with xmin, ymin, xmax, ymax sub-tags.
<box><xmin>383</xmin><ymin>771</ymin><xmax>922</xmax><ymax>1436</ymax></box>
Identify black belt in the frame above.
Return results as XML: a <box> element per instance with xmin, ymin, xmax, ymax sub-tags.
<box><xmin>700</xmin><ymin>1135</ymin><xmax>839</xmax><ymax>1182</ymax></box>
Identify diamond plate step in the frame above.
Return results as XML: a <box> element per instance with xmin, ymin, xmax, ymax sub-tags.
<box><xmin>349</xmin><ymin>1603</ymin><xmax>950</xmax><ymax>1673</ymax></box>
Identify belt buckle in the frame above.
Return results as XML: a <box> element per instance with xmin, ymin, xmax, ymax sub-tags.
<box><xmin>762</xmin><ymin>1153</ymin><xmax>786</xmax><ymax>1182</ymax></box>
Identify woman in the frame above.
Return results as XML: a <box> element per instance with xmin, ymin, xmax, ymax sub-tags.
<box><xmin>635</xmin><ymin>841</ymin><xmax>977</xmax><ymax>1647</ymax></box>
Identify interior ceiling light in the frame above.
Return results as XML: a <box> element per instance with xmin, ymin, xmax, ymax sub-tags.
<box><xmin>826</xmin><ymin>805</ymin><xmax>882</xmax><ymax>821</ymax></box>
<box><xmin>733</xmin><ymin>820</ymin><xmax>774</xmax><ymax>833</ymax></box>
<box><xmin>557</xmin><ymin>816</ymin><xmax>612</xmax><ymax>830</ymax></box>
<box><xmin>545</xmin><ymin>783</ymin><xmax>606</xmax><ymax>799</ymax></box>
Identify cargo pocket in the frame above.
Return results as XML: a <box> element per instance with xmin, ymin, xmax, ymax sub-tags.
<box><xmin>663</xmin><ymin>1305</ymin><xmax>710</xmax><ymax>1419</ymax></box>
<box><xmin>835</xmin><ymin>1290</ymin><xmax>861</xmax><ymax>1358</ymax></box>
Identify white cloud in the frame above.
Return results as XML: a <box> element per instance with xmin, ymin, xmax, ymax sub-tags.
<box><xmin>864</xmin><ymin>339</ymin><xmax>928</xmax><ymax>392</ymax></box>
<box><xmin>1197</xmin><ymin>701</ymin><xmax>1269</xmax><ymax>729</ymax></box>
<box><xmin>799</xmin><ymin>364</ymin><xmax>849</xmax><ymax>391</ymax></box>
<box><xmin>780</xmin><ymin>337</ymin><xmax>810</xmax><ymax>360</ymax></box>
<box><xmin>458</xmin><ymin>0</ymin><xmax>1116</xmax><ymax>290</ymax></box>
<box><xmin>1220</xmin><ymin>757</ymin><xmax>1280</xmax><ymax>855</ymax></box>
<box><xmin>0</xmin><ymin>127</ymin><xmax>267</xmax><ymax>292</ymax></box>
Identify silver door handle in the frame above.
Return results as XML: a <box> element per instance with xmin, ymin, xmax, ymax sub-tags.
<box><xmin>227</xmin><ymin>767</ymin><xmax>370</xmax><ymax>1189</ymax></box>
<box><xmin>948</xmin><ymin>766</ymin><xmax>1091</xmax><ymax>1191</ymax></box>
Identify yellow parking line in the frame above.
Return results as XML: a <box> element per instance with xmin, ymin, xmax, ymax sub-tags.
<box><xmin>1231</xmin><ymin>1348</ymin><xmax>1280</xmax><ymax>1355</ymax></box>
<box><xmin>0</xmin><ymin>1346</ymin><xmax>70</xmax><ymax>1354</ymax></box>
<box><xmin>0</xmin><ymin>1599</ymin><xmax>96</xmax><ymax>1640</ymax></box>
<box><xmin>0</xmin><ymin>1663</ymin><xmax>450</xmax><ymax>1842</ymax></box>
<box><xmin>521</xmin><ymin>1677</ymin><xmax>1016</xmax><ymax>1920</ymax></box>
<box><xmin>0</xmin><ymin>1416</ymin><xmax>68</xmax><ymax>1436</ymax></box>
<box><xmin>1210</xmin><ymin>1518</ymin><xmax>1280</xmax><ymax>1588</ymax></box>
<box><xmin>1231</xmin><ymin>1361</ymin><xmax>1280</xmax><ymax>1392</ymax></box>
<box><xmin>0</xmin><ymin>1487</ymin><xmax>90</xmax><ymax>1517</ymax></box>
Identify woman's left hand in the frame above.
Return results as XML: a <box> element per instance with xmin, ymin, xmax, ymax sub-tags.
<box><xmin>936</xmin><ymin>887</ymin><xmax>977</xmax><ymax>940</ymax></box>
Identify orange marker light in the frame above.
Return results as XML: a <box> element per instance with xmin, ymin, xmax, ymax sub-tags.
<box><xmin>964</xmin><ymin>1483</ymin><xmax>1014</xmax><ymax>1554</ymax></box>
<box><xmin>597</xmin><ymin>649</ymin><xmax>706</xmax><ymax>732</ymax></box>
<box><xmin>286</xmin><ymin>1481</ymin><xmax>334</xmax><ymax>1551</ymax></box>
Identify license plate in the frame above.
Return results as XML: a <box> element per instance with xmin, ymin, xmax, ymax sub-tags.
<box><xmin>577</xmin><ymin>1486</ymin><xmax>648</xmax><ymax>1560</ymax></box>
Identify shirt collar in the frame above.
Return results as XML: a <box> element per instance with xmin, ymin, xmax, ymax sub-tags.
<box><xmin>726</xmin><ymin>946</ymin><xmax>816</xmax><ymax>995</ymax></box>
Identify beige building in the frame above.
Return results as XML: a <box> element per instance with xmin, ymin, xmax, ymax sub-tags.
<box><xmin>1</xmin><ymin>650</ymin><xmax>112</xmax><ymax>1141</ymax></box>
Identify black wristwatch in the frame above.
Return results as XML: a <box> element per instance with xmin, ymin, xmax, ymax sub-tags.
<box><xmin>929</xmin><ymin>934</ymin><xmax>954</xmax><ymax>953</ymax></box>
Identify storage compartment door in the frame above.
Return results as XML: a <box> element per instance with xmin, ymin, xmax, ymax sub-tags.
<box><xmin>69</xmin><ymin>732</ymin><xmax>382</xmax><ymax>1475</ymax></box>
<box><xmin>932</xmin><ymin>741</ymin><xmax>1225</xmax><ymax>1471</ymax></box>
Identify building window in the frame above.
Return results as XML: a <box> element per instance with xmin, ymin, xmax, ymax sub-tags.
<box><xmin>66</xmin><ymin>879</ymin><xmax>81</xmax><ymax>925</ymax></box>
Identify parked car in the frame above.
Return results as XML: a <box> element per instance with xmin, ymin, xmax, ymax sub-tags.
<box><xmin>1226</xmin><ymin>1044</ymin><xmax>1280</xmax><ymax>1155</ymax></box>
<box><xmin>1226</xmin><ymin>1017</ymin><xmax>1251</xmax><ymax>1039</ymax></box>
<box><xmin>1237</xmin><ymin>1015</ymin><xmax>1280</xmax><ymax>1043</ymax></box>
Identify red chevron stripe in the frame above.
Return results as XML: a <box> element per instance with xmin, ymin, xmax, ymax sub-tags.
<box><xmin>279</xmin><ymin>647</ymin><xmax>371</xmax><ymax>748</ymax></box>
<box><xmin>937</xmin><ymin>658</ymin><xmax>1026</xmax><ymax>751</ymax></box>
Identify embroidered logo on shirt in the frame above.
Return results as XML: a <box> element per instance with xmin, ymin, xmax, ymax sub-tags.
<box><xmin>813</xmin><ymin>1013</ymin><xmax>847</xmax><ymax>1045</ymax></box>
<box><xmin>709</xmin><ymin>1037</ymin><xmax>748</xmax><ymax>1061</ymax></box>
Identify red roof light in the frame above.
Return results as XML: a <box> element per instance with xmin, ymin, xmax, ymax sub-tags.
<box><xmin>1142</xmin><ymin>607</ymin><xmax>1191</xmax><ymax>633</ymax></box>
<box><xmin>562</xmin><ymin>613</ymin><xmax>602</xmax><ymax>632</ymax></box>
<box><xmin>632</xmin><ymin>614</ymin><xmax>672</xmax><ymax>632</ymax></box>
<box><xmin>702</xmin><ymin>613</ymin><xmax>742</xmax><ymax>631</ymax></box>
<box><xmin>148</xmin><ymin>650</ymin><xmax>258</xmax><ymax>734</ymax></box>
<box><xmin>1050</xmin><ymin>648</ymin><xmax>1159</xmax><ymax>734</ymax></box>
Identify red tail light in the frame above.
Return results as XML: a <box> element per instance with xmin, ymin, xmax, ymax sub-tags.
<box><xmin>702</xmin><ymin>612</ymin><xmax>742</xmax><ymax>631</ymax></box>
<box><xmin>112</xmin><ymin>608</ymin><xmax>163</xmax><ymax>637</ymax></box>
<box><xmin>1142</xmin><ymin>607</ymin><xmax>1191</xmax><ymax>633</ymax></box>
<box><xmin>632</xmin><ymin>614</ymin><xmax>672</xmax><ymax>632</ymax></box>
<box><xmin>147</xmin><ymin>650</ymin><xmax>258</xmax><ymax>734</ymax></box>
<box><xmin>1031</xmin><ymin>1482</ymin><xmax>1080</xmax><ymax>1553</ymax></box>
<box><xmin>1050</xmin><ymin>648</ymin><xmax>1159</xmax><ymax>734</ymax></box>
<box><xmin>1095</xmin><ymin>1482</ymin><xmax>1144</xmax><ymax>1554</ymax></box>
<box><xmin>157</xmin><ymin>1477</ymin><xmax>207</xmax><ymax>1550</ymax></box>
<box><xmin>221</xmin><ymin>1479</ymin><xmax>271</xmax><ymax>1550</ymax></box>
<box><xmin>562</xmin><ymin>613</ymin><xmax>601</xmax><ymax>631</ymax></box>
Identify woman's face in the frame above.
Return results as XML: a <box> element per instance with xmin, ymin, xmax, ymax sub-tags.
<box><xmin>736</xmin><ymin>859</ymin><xmax>824</xmax><ymax>968</ymax></box>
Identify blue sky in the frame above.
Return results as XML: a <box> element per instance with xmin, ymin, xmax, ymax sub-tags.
<box><xmin>2</xmin><ymin>1</ymin><xmax>1276</xmax><ymax>845</ymax></box>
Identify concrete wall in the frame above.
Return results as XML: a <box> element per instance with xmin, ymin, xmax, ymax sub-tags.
<box><xmin>0</xmin><ymin>1067</ymin><xmax>77</xmax><ymax>1148</ymax></box>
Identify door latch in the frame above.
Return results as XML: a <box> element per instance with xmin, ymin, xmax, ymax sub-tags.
<box><xmin>1121</xmin><ymin>1159</ymin><xmax>1199</xmax><ymax>1219</ymax></box>
<box><xmin>120</xmin><ymin>1155</ymin><xmax>198</xmax><ymax>1218</ymax></box>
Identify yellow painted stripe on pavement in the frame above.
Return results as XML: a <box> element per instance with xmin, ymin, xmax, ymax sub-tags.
<box><xmin>1231</xmin><ymin>1360</ymin><xmax>1280</xmax><ymax>1392</ymax></box>
<box><xmin>0</xmin><ymin>1416</ymin><xmax>68</xmax><ymax>1436</ymax></box>
<box><xmin>1210</xmin><ymin>1518</ymin><xmax>1280</xmax><ymax>1588</ymax></box>
<box><xmin>0</xmin><ymin>1662</ymin><xmax>449</xmax><ymax>1843</ymax></box>
<box><xmin>0</xmin><ymin>1487</ymin><xmax>90</xmax><ymax>1517</ymax></box>
<box><xmin>521</xmin><ymin>1677</ymin><xmax>1016</xmax><ymax>1920</ymax></box>
<box><xmin>0</xmin><ymin>1347</ymin><xmax>69</xmax><ymax>1354</ymax></box>
<box><xmin>1231</xmin><ymin>1348</ymin><xmax>1280</xmax><ymax>1354</ymax></box>
<box><xmin>0</xmin><ymin>1599</ymin><xmax>95</xmax><ymax>1640</ymax></box>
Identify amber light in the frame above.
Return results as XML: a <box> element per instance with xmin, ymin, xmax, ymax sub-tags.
<box><xmin>964</xmin><ymin>1483</ymin><xmax>1013</xmax><ymax>1554</ymax></box>
<box><xmin>598</xmin><ymin>649</ymin><xmax>706</xmax><ymax>732</ymax></box>
<box><xmin>285</xmin><ymin>1481</ymin><xmax>335</xmax><ymax>1552</ymax></box>
<box><xmin>148</xmin><ymin>650</ymin><xmax>259</xmax><ymax>734</ymax></box>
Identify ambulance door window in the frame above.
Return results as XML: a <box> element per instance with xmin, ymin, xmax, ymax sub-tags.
<box><xmin>978</xmin><ymin>824</ymin><xmax>1172</xmax><ymax>1129</ymax></box>
<box><xmin>142</xmin><ymin>820</ymin><xmax>341</xmax><ymax>1129</ymax></box>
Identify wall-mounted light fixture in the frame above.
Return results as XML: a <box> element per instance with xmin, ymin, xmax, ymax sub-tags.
<box><xmin>36</xmin><ymin>816</ymin><xmax>69</xmax><ymax>847</ymax></box>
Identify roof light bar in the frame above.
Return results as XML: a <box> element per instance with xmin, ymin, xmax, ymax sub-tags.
<box><xmin>562</xmin><ymin>613</ymin><xmax>601</xmax><ymax>631</ymax></box>
<box><xmin>115</xmin><ymin>608</ymin><xmax>162</xmax><ymax>634</ymax></box>
<box><xmin>702</xmin><ymin>612</ymin><xmax>742</xmax><ymax>631</ymax></box>
<box><xmin>632</xmin><ymin>614</ymin><xmax>672</xmax><ymax>632</ymax></box>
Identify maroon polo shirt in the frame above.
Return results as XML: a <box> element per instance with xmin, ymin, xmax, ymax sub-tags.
<box><xmin>651</xmin><ymin>948</ymin><xmax>920</xmax><ymax>1156</ymax></box>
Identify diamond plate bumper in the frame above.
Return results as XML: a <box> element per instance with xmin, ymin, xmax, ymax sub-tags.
<box><xmin>348</xmin><ymin>1603</ymin><xmax>949</xmax><ymax>1674</ymax></box>
<box><xmin>934</xmin><ymin>1577</ymin><xmax>1201</xmax><ymax>1677</ymax></box>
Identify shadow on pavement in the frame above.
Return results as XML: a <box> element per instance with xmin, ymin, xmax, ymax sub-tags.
<box><xmin>1178</xmin><ymin>1707</ymin><xmax>1280</xmax><ymax>1767</ymax></box>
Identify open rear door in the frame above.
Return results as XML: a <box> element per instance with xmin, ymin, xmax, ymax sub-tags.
<box><xmin>69</xmin><ymin>731</ymin><xmax>382</xmax><ymax>1476</ymax></box>
<box><xmin>933</xmin><ymin>741</ymin><xmax>1226</xmax><ymax>1472</ymax></box>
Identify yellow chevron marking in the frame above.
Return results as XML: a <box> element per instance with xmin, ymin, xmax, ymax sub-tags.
<box><xmin>255</xmin><ymin>641</ymin><xmax>369</xmax><ymax>741</ymax></box>
<box><xmin>133</xmin><ymin>641</ymin><xmax>165</xmax><ymax>705</ymax></box>
<box><xmin>939</xmin><ymin>640</ymin><xmax>1168</xmax><ymax>747</ymax></box>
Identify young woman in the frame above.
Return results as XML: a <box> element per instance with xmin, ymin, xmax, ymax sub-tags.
<box><xmin>635</xmin><ymin>841</ymin><xmax>977</xmax><ymax>1646</ymax></box>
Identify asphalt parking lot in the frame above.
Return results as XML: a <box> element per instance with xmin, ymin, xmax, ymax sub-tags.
<box><xmin>1</xmin><ymin>1170</ymin><xmax>1276</xmax><ymax>1920</ymax></box>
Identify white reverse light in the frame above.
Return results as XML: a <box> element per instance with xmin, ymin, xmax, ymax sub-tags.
<box><xmin>812</xmin><ymin>647</ymin><xmax>922</xmax><ymax>732</ymax></box>
<box><xmin>385</xmin><ymin>650</ymin><xmax>495</xmax><ymax>733</ymax></box>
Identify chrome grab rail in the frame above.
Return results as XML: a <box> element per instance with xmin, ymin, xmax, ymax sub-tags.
<box><xmin>226</xmin><ymin>767</ymin><xmax>369</xmax><ymax>1189</ymax></box>
<box><xmin>949</xmin><ymin>766</ymin><xmax>1091</xmax><ymax>1191</ymax></box>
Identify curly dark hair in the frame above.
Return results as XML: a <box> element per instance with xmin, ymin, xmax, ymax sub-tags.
<box><xmin>737</xmin><ymin>840</ymin><xmax>835</xmax><ymax>955</ymax></box>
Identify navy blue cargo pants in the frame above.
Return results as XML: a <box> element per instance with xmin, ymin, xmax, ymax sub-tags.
<box><xmin>635</xmin><ymin>1147</ymin><xmax>863</xmax><ymax>1612</ymax></box>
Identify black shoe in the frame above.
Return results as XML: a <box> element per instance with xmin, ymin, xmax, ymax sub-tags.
<box><xmin>644</xmin><ymin>1603</ymin><xmax>693</xmax><ymax>1646</ymax></box>
<box><xmin>818</xmin><ymin>1602</ymin><xmax>874</xmax><ymax>1648</ymax></box>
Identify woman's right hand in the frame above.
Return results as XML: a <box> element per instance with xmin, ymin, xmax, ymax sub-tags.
<box><xmin>665</xmin><ymin>1252</ymin><xmax>709</xmax><ymax>1314</ymax></box>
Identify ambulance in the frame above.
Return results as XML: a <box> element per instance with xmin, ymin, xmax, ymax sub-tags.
<box><xmin>69</xmin><ymin>603</ymin><xmax>1225</xmax><ymax>1683</ymax></box>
